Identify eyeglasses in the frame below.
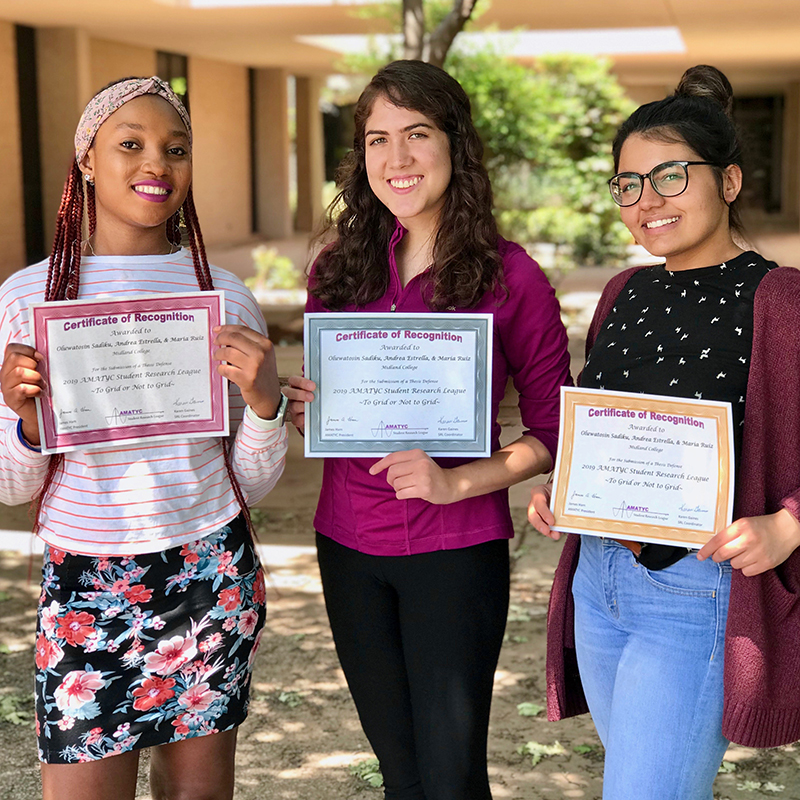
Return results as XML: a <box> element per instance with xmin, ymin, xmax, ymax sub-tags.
<box><xmin>608</xmin><ymin>161</ymin><xmax>718</xmax><ymax>207</ymax></box>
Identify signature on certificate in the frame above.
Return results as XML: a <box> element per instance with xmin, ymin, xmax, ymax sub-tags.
<box><xmin>679</xmin><ymin>503</ymin><xmax>709</xmax><ymax>514</ymax></box>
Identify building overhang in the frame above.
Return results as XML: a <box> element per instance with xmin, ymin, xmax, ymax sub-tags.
<box><xmin>0</xmin><ymin>0</ymin><xmax>797</xmax><ymax>84</ymax></box>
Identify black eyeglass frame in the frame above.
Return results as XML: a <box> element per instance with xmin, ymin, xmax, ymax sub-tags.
<box><xmin>607</xmin><ymin>160</ymin><xmax>720</xmax><ymax>207</ymax></box>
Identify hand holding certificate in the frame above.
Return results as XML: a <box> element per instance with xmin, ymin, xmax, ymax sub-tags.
<box><xmin>31</xmin><ymin>293</ymin><xmax>228</xmax><ymax>453</ymax></box>
<box><xmin>550</xmin><ymin>387</ymin><xmax>734</xmax><ymax>548</ymax></box>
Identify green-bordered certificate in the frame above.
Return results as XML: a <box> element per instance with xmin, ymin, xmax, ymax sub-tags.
<box><xmin>304</xmin><ymin>313</ymin><xmax>493</xmax><ymax>458</ymax></box>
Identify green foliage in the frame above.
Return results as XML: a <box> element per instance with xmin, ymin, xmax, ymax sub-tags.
<box><xmin>344</xmin><ymin>0</ymin><xmax>473</xmax><ymax>72</ymax></box>
<box><xmin>249</xmin><ymin>507</ymin><xmax>267</xmax><ymax>529</ymax></box>
<box><xmin>718</xmin><ymin>761</ymin><xmax>737</xmax><ymax>773</ymax></box>
<box><xmin>276</xmin><ymin>690</ymin><xmax>303</xmax><ymax>708</ymax></box>
<box><xmin>0</xmin><ymin>694</ymin><xmax>32</xmax><ymax>726</ymax></box>
<box><xmin>516</xmin><ymin>701</ymin><xmax>545</xmax><ymax>717</ymax></box>
<box><xmin>447</xmin><ymin>50</ymin><xmax>635</xmax><ymax>266</ymax></box>
<box><xmin>573</xmin><ymin>744</ymin><xmax>598</xmax><ymax>754</ymax></box>
<box><xmin>446</xmin><ymin>48</ymin><xmax>542</xmax><ymax>172</ymax></box>
<box><xmin>349</xmin><ymin>757</ymin><xmax>384</xmax><ymax>788</ymax></box>
<box><xmin>350</xmin><ymin>0</ymin><xmax>454</xmax><ymax>30</ymax></box>
<box><xmin>736</xmin><ymin>780</ymin><xmax>785</xmax><ymax>792</ymax></box>
<box><xmin>338</xmin><ymin>2</ymin><xmax>636</xmax><ymax>268</ymax></box>
<box><xmin>517</xmin><ymin>739</ymin><xmax>566</xmax><ymax>767</ymax></box>
<box><xmin>246</xmin><ymin>246</ymin><xmax>301</xmax><ymax>292</ymax></box>
<box><xmin>169</xmin><ymin>77</ymin><xmax>188</xmax><ymax>98</ymax></box>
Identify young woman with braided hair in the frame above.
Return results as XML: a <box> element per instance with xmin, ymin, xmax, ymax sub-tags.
<box><xmin>0</xmin><ymin>77</ymin><xmax>287</xmax><ymax>799</ymax></box>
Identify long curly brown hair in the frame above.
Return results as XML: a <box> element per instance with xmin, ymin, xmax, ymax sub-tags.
<box><xmin>311</xmin><ymin>60</ymin><xmax>504</xmax><ymax>311</ymax></box>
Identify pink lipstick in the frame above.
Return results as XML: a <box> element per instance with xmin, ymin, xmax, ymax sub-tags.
<box><xmin>132</xmin><ymin>180</ymin><xmax>173</xmax><ymax>203</ymax></box>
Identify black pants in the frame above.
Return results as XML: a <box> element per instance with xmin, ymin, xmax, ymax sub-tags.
<box><xmin>316</xmin><ymin>534</ymin><xmax>510</xmax><ymax>800</ymax></box>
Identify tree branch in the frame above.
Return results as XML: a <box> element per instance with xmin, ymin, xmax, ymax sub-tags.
<box><xmin>426</xmin><ymin>0</ymin><xmax>478</xmax><ymax>68</ymax></box>
<box><xmin>402</xmin><ymin>0</ymin><xmax>425</xmax><ymax>61</ymax></box>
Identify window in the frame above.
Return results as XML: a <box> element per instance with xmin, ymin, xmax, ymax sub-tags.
<box><xmin>733</xmin><ymin>95</ymin><xmax>784</xmax><ymax>215</ymax></box>
<box><xmin>157</xmin><ymin>51</ymin><xmax>189</xmax><ymax>111</ymax></box>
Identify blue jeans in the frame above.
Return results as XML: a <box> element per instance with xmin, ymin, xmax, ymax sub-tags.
<box><xmin>572</xmin><ymin>536</ymin><xmax>732</xmax><ymax>800</ymax></box>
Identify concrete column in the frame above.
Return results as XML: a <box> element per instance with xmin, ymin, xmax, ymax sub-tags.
<box><xmin>0</xmin><ymin>22</ymin><xmax>26</xmax><ymax>280</ymax></box>
<box><xmin>36</xmin><ymin>28</ymin><xmax>92</xmax><ymax>248</ymax></box>
<box><xmin>188</xmin><ymin>56</ymin><xmax>251</xmax><ymax>246</ymax></box>
<box><xmin>253</xmin><ymin>68</ymin><xmax>292</xmax><ymax>239</ymax></box>
<box><xmin>90</xmin><ymin>38</ymin><xmax>156</xmax><ymax>92</ymax></box>
<box><xmin>295</xmin><ymin>75</ymin><xmax>325</xmax><ymax>232</ymax></box>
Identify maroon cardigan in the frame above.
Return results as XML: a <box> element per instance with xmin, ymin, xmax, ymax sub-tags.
<box><xmin>546</xmin><ymin>265</ymin><xmax>800</xmax><ymax>748</ymax></box>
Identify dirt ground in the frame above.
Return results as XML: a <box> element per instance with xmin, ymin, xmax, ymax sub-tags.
<box><xmin>1</xmin><ymin>322</ymin><xmax>799</xmax><ymax>798</ymax></box>
<box><xmin>1</xmin><ymin>505</ymin><xmax>799</xmax><ymax>800</ymax></box>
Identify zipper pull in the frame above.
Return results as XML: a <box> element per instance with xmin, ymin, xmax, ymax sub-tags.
<box><xmin>390</xmin><ymin>303</ymin><xmax>397</xmax><ymax>312</ymax></box>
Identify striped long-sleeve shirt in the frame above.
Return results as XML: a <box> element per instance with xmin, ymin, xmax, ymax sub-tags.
<box><xmin>0</xmin><ymin>249</ymin><xmax>287</xmax><ymax>556</ymax></box>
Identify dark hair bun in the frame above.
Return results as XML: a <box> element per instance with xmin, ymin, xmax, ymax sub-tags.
<box><xmin>675</xmin><ymin>65</ymin><xmax>734</xmax><ymax>118</ymax></box>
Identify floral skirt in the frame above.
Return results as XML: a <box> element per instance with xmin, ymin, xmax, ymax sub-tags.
<box><xmin>34</xmin><ymin>515</ymin><xmax>266</xmax><ymax>764</ymax></box>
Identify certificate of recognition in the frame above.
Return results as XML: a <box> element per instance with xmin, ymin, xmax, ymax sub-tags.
<box><xmin>304</xmin><ymin>312</ymin><xmax>493</xmax><ymax>458</ymax></box>
<box><xmin>31</xmin><ymin>293</ymin><xmax>228</xmax><ymax>454</ymax></box>
<box><xmin>551</xmin><ymin>387</ymin><xmax>734</xmax><ymax>548</ymax></box>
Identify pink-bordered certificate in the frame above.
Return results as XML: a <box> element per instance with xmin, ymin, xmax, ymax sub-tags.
<box><xmin>31</xmin><ymin>292</ymin><xmax>228</xmax><ymax>454</ymax></box>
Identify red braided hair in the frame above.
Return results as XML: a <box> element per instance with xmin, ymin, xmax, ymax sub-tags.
<box><xmin>35</xmin><ymin>171</ymin><xmax>255</xmax><ymax>539</ymax></box>
<box><xmin>180</xmin><ymin>186</ymin><xmax>255</xmax><ymax>536</ymax></box>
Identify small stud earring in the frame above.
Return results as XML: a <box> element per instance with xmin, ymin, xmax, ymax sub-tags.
<box><xmin>84</xmin><ymin>174</ymin><xmax>94</xmax><ymax>186</ymax></box>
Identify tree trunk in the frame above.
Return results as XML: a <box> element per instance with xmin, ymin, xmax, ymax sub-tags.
<box><xmin>426</xmin><ymin>0</ymin><xmax>478</xmax><ymax>68</ymax></box>
<box><xmin>403</xmin><ymin>0</ymin><xmax>425</xmax><ymax>61</ymax></box>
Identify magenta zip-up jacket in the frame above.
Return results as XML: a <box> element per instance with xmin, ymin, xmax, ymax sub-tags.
<box><xmin>307</xmin><ymin>224</ymin><xmax>572</xmax><ymax>556</ymax></box>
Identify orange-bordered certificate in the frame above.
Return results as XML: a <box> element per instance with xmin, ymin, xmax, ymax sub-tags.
<box><xmin>551</xmin><ymin>387</ymin><xmax>734</xmax><ymax>548</ymax></box>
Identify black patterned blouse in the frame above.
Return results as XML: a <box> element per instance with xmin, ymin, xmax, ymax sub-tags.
<box><xmin>579</xmin><ymin>250</ymin><xmax>776</xmax><ymax>567</ymax></box>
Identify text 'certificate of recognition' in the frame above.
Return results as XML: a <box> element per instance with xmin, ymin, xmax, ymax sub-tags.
<box><xmin>551</xmin><ymin>387</ymin><xmax>734</xmax><ymax>548</ymax></box>
<box><xmin>304</xmin><ymin>313</ymin><xmax>493</xmax><ymax>458</ymax></box>
<box><xmin>31</xmin><ymin>293</ymin><xmax>228</xmax><ymax>454</ymax></box>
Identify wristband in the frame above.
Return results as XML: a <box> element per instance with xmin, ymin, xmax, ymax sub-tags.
<box><xmin>17</xmin><ymin>418</ymin><xmax>42</xmax><ymax>452</ymax></box>
<box><xmin>245</xmin><ymin>394</ymin><xmax>288</xmax><ymax>430</ymax></box>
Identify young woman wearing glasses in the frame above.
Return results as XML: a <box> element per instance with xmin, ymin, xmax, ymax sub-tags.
<box><xmin>529</xmin><ymin>64</ymin><xmax>800</xmax><ymax>799</ymax></box>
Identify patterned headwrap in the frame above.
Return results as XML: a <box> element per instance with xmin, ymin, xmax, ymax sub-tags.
<box><xmin>74</xmin><ymin>76</ymin><xmax>192</xmax><ymax>164</ymax></box>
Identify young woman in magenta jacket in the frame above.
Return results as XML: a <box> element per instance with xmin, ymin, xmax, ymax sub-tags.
<box><xmin>285</xmin><ymin>60</ymin><xmax>571</xmax><ymax>800</ymax></box>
